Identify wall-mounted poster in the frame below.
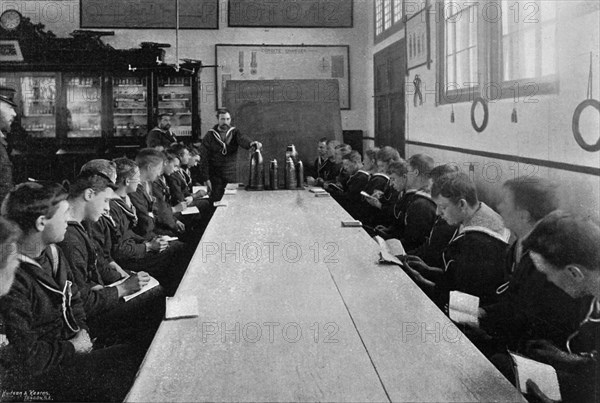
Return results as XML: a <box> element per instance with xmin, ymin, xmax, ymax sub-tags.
<box><xmin>406</xmin><ymin>3</ymin><xmax>431</xmax><ymax>71</ymax></box>
<box><xmin>81</xmin><ymin>0</ymin><xmax>219</xmax><ymax>29</ymax></box>
<box><xmin>228</xmin><ymin>0</ymin><xmax>352</xmax><ymax>28</ymax></box>
<box><xmin>215</xmin><ymin>44</ymin><xmax>350</xmax><ymax>109</ymax></box>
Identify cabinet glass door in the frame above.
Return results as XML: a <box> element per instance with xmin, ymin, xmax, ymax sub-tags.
<box><xmin>64</xmin><ymin>74</ymin><xmax>102</xmax><ymax>138</ymax></box>
<box><xmin>18</xmin><ymin>74</ymin><xmax>57</xmax><ymax>138</ymax></box>
<box><xmin>157</xmin><ymin>76</ymin><xmax>192</xmax><ymax>137</ymax></box>
<box><xmin>113</xmin><ymin>76</ymin><xmax>148</xmax><ymax>137</ymax></box>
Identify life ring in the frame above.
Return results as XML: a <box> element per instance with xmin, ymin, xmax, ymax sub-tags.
<box><xmin>572</xmin><ymin>99</ymin><xmax>600</xmax><ymax>152</ymax></box>
<box><xmin>471</xmin><ymin>97</ymin><xmax>488</xmax><ymax>133</ymax></box>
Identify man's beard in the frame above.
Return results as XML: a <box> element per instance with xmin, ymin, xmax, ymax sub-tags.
<box><xmin>219</xmin><ymin>123</ymin><xmax>230</xmax><ymax>130</ymax></box>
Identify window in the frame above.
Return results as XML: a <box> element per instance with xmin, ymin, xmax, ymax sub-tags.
<box><xmin>375</xmin><ymin>0</ymin><xmax>404</xmax><ymax>43</ymax></box>
<box><xmin>437</xmin><ymin>0</ymin><xmax>558</xmax><ymax>105</ymax></box>
<box><xmin>444</xmin><ymin>2</ymin><xmax>480</xmax><ymax>93</ymax></box>
<box><xmin>501</xmin><ymin>0</ymin><xmax>557</xmax><ymax>81</ymax></box>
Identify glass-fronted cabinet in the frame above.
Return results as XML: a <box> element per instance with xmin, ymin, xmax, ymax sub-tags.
<box><xmin>19</xmin><ymin>74</ymin><xmax>57</xmax><ymax>138</ymax></box>
<box><xmin>113</xmin><ymin>75</ymin><xmax>148</xmax><ymax>137</ymax></box>
<box><xmin>157</xmin><ymin>76</ymin><xmax>192</xmax><ymax>137</ymax></box>
<box><xmin>64</xmin><ymin>74</ymin><xmax>102</xmax><ymax>138</ymax></box>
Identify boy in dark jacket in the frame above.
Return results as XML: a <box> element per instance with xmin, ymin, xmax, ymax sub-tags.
<box><xmin>375</xmin><ymin>154</ymin><xmax>437</xmax><ymax>252</ymax></box>
<box><xmin>0</xmin><ymin>182</ymin><xmax>141</xmax><ymax>401</ymax></box>
<box><xmin>93</xmin><ymin>157</ymin><xmax>190</xmax><ymax>295</ymax></box>
<box><xmin>401</xmin><ymin>173</ymin><xmax>510</xmax><ymax>307</ymax></box>
<box><xmin>328</xmin><ymin>150</ymin><xmax>370</xmax><ymax>219</ymax></box>
<box><xmin>58</xmin><ymin>160</ymin><xmax>163</xmax><ymax>345</ymax></box>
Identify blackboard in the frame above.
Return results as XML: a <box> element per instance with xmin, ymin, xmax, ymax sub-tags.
<box><xmin>222</xmin><ymin>79</ymin><xmax>343</xmax><ymax>184</ymax></box>
<box><xmin>228</xmin><ymin>0</ymin><xmax>353</xmax><ymax>27</ymax></box>
<box><xmin>81</xmin><ymin>0</ymin><xmax>219</xmax><ymax>29</ymax></box>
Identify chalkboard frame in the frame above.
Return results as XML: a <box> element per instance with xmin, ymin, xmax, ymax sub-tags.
<box><xmin>227</xmin><ymin>0</ymin><xmax>353</xmax><ymax>28</ymax></box>
<box><xmin>80</xmin><ymin>0</ymin><xmax>219</xmax><ymax>29</ymax></box>
<box><xmin>215</xmin><ymin>44</ymin><xmax>351</xmax><ymax>110</ymax></box>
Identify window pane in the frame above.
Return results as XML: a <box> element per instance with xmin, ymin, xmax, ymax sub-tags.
<box><xmin>447</xmin><ymin>54</ymin><xmax>455</xmax><ymax>85</ymax></box>
<box><xmin>446</xmin><ymin>21</ymin><xmax>455</xmax><ymax>55</ymax></box>
<box><xmin>541</xmin><ymin>24</ymin><xmax>556</xmax><ymax>76</ymax></box>
<box><xmin>384</xmin><ymin>0</ymin><xmax>392</xmax><ymax>29</ymax></box>
<box><xmin>393</xmin><ymin>0</ymin><xmax>403</xmax><ymax>23</ymax></box>
<box><xmin>522</xmin><ymin>28</ymin><xmax>536</xmax><ymax>78</ymax></box>
<box><xmin>376</xmin><ymin>0</ymin><xmax>383</xmax><ymax>35</ymax></box>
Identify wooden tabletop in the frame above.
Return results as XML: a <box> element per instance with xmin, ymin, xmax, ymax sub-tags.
<box><xmin>126</xmin><ymin>190</ymin><xmax>524</xmax><ymax>402</ymax></box>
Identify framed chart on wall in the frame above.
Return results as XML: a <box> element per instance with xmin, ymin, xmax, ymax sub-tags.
<box><xmin>81</xmin><ymin>0</ymin><xmax>219</xmax><ymax>29</ymax></box>
<box><xmin>215</xmin><ymin>44</ymin><xmax>350</xmax><ymax>109</ymax></box>
<box><xmin>405</xmin><ymin>2</ymin><xmax>431</xmax><ymax>72</ymax></box>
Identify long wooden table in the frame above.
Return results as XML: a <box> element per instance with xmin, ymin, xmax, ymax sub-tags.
<box><xmin>126</xmin><ymin>190</ymin><xmax>524</xmax><ymax>402</ymax></box>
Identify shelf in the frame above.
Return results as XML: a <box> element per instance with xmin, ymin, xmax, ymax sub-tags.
<box><xmin>159</xmin><ymin>98</ymin><xmax>189</xmax><ymax>102</ymax></box>
<box><xmin>115</xmin><ymin>108</ymin><xmax>147</xmax><ymax>110</ymax></box>
<box><xmin>26</xmin><ymin>114</ymin><xmax>54</xmax><ymax>117</ymax></box>
<box><xmin>70</xmin><ymin>113</ymin><xmax>100</xmax><ymax>116</ymax></box>
<box><xmin>114</xmin><ymin>114</ymin><xmax>147</xmax><ymax>116</ymax></box>
<box><xmin>115</xmin><ymin>98</ymin><xmax>147</xmax><ymax>102</ymax></box>
<box><xmin>161</xmin><ymin>84</ymin><xmax>186</xmax><ymax>87</ymax></box>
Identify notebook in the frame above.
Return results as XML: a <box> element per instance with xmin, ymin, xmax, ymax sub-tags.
<box><xmin>449</xmin><ymin>291</ymin><xmax>480</xmax><ymax>327</ymax></box>
<box><xmin>165</xmin><ymin>295</ymin><xmax>199</xmax><ymax>320</ymax></box>
<box><xmin>109</xmin><ymin>275</ymin><xmax>160</xmax><ymax>302</ymax></box>
<box><xmin>181</xmin><ymin>206</ymin><xmax>200</xmax><ymax>215</ymax></box>
<box><xmin>374</xmin><ymin>235</ymin><xmax>405</xmax><ymax>266</ymax></box>
<box><xmin>509</xmin><ymin>352</ymin><xmax>562</xmax><ymax>401</ymax></box>
<box><xmin>224</xmin><ymin>189</ymin><xmax>237</xmax><ymax>195</ymax></box>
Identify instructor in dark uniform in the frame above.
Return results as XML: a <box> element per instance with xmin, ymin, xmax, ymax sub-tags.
<box><xmin>199</xmin><ymin>109</ymin><xmax>261</xmax><ymax>201</ymax></box>
<box><xmin>146</xmin><ymin>113</ymin><xmax>178</xmax><ymax>151</ymax></box>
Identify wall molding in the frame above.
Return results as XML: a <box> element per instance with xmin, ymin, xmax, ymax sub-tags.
<box><xmin>406</xmin><ymin>141</ymin><xmax>600</xmax><ymax>177</ymax></box>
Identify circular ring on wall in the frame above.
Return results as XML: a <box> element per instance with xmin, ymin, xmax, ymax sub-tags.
<box><xmin>470</xmin><ymin>97</ymin><xmax>489</xmax><ymax>133</ymax></box>
<box><xmin>572</xmin><ymin>99</ymin><xmax>600</xmax><ymax>152</ymax></box>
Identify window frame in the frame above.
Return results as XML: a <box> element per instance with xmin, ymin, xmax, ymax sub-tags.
<box><xmin>436</xmin><ymin>0</ymin><xmax>559</xmax><ymax>106</ymax></box>
<box><xmin>374</xmin><ymin>0</ymin><xmax>405</xmax><ymax>44</ymax></box>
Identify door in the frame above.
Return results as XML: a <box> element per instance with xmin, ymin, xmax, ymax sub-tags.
<box><xmin>373</xmin><ymin>39</ymin><xmax>406</xmax><ymax>156</ymax></box>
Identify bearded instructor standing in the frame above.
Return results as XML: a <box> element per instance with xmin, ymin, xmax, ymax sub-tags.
<box><xmin>199</xmin><ymin>109</ymin><xmax>261</xmax><ymax>201</ymax></box>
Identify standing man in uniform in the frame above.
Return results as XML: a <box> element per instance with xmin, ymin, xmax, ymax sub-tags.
<box><xmin>146</xmin><ymin>113</ymin><xmax>178</xmax><ymax>151</ymax></box>
<box><xmin>199</xmin><ymin>109</ymin><xmax>261</xmax><ymax>201</ymax></box>
<box><xmin>0</xmin><ymin>86</ymin><xmax>18</xmax><ymax>203</ymax></box>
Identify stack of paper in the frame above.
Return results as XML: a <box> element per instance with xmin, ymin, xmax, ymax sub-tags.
<box><xmin>224</xmin><ymin>189</ymin><xmax>237</xmax><ymax>195</ymax></box>
<box><xmin>214</xmin><ymin>200</ymin><xmax>228</xmax><ymax>207</ymax></box>
<box><xmin>309</xmin><ymin>187</ymin><xmax>327</xmax><ymax>194</ymax></box>
<box><xmin>192</xmin><ymin>185</ymin><xmax>208</xmax><ymax>194</ymax></box>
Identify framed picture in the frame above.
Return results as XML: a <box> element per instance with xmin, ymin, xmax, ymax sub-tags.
<box><xmin>228</xmin><ymin>0</ymin><xmax>352</xmax><ymax>28</ymax></box>
<box><xmin>215</xmin><ymin>44</ymin><xmax>351</xmax><ymax>109</ymax></box>
<box><xmin>405</xmin><ymin>3</ymin><xmax>431</xmax><ymax>72</ymax></box>
<box><xmin>0</xmin><ymin>40</ymin><xmax>23</xmax><ymax>62</ymax></box>
<box><xmin>81</xmin><ymin>0</ymin><xmax>219</xmax><ymax>29</ymax></box>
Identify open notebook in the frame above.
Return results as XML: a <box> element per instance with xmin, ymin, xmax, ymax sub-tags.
<box><xmin>509</xmin><ymin>352</ymin><xmax>562</xmax><ymax>401</ymax></box>
<box><xmin>109</xmin><ymin>275</ymin><xmax>160</xmax><ymax>302</ymax></box>
<box><xmin>449</xmin><ymin>290</ymin><xmax>479</xmax><ymax>327</ymax></box>
<box><xmin>374</xmin><ymin>235</ymin><xmax>406</xmax><ymax>266</ymax></box>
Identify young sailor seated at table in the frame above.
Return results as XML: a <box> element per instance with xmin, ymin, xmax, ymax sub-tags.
<box><xmin>362</xmin><ymin>147</ymin><xmax>380</xmax><ymax>176</ymax></box>
<box><xmin>0</xmin><ymin>182</ymin><xmax>144</xmax><ymax>402</ymax></box>
<box><xmin>153</xmin><ymin>152</ymin><xmax>188</xmax><ymax>237</ymax></box>
<box><xmin>307</xmin><ymin>137</ymin><xmax>333</xmax><ymax>186</ymax></box>
<box><xmin>91</xmin><ymin>157</ymin><xmax>189</xmax><ymax>296</ymax></box>
<box><xmin>465</xmin><ymin>179</ymin><xmax>586</xmax><ymax>355</ymax></box>
<box><xmin>362</xmin><ymin>146</ymin><xmax>402</xmax><ymax>229</ymax></box>
<box><xmin>326</xmin><ymin>151</ymin><xmax>370</xmax><ymax>219</ymax></box>
<box><xmin>166</xmin><ymin>143</ymin><xmax>208</xmax><ymax>207</ymax></box>
<box><xmin>406</xmin><ymin>164</ymin><xmax>459</xmax><ymax>268</ymax></box>
<box><xmin>314</xmin><ymin>139</ymin><xmax>341</xmax><ymax>187</ymax></box>
<box><xmin>0</xmin><ymin>217</ymin><xmax>20</xmax><ymax>297</ymax></box>
<box><xmin>129</xmin><ymin>149</ymin><xmax>180</xmax><ymax>239</ymax></box>
<box><xmin>488</xmin><ymin>211</ymin><xmax>600</xmax><ymax>403</ymax></box>
<box><xmin>57</xmin><ymin>161</ymin><xmax>163</xmax><ymax>346</ymax></box>
<box><xmin>374</xmin><ymin>154</ymin><xmax>437</xmax><ymax>252</ymax></box>
<box><xmin>400</xmin><ymin>173</ymin><xmax>510</xmax><ymax>307</ymax></box>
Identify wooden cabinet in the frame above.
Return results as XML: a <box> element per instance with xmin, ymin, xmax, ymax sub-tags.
<box><xmin>0</xmin><ymin>12</ymin><xmax>201</xmax><ymax>181</ymax></box>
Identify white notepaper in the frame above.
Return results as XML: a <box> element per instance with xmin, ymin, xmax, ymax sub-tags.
<box><xmin>449</xmin><ymin>291</ymin><xmax>480</xmax><ymax>327</ymax></box>
<box><xmin>165</xmin><ymin>295</ymin><xmax>199</xmax><ymax>320</ymax></box>
<box><xmin>510</xmin><ymin>352</ymin><xmax>562</xmax><ymax>401</ymax></box>
<box><xmin>181</xmin><ymin>206</ymin><xmax>200</xmax><ymax>215</ymax></box>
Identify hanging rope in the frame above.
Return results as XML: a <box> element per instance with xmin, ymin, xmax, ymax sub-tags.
<box><xmin>572</xmin><ymin>51</ymin><xmax>600</xmax><ymax>152</ymax></box>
